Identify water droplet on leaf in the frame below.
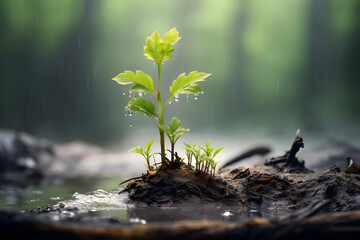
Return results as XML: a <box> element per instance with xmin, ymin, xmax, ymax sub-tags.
<box><xmin>194</xmin><ymin>94</ymin><xmax>199</xmax><ymax>100</ymax></box>
<box><xmin>129</xmin><ymin>124</ymin><xmax>133</xmax><ymax>127</ymax></box>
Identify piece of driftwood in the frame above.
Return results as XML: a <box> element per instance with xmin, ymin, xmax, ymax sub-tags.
<box><xmin>221</xmin><ymin>146</ymin><xmax>271</xmax><ymax>168</ymax></box>
<box><xmin>1</xmin><ymin>208</ymin><xmax>360</xmax><ymax>240</ymax></box>
<box><xmin>265</xmin><ymin>131</ymin><xmax>312</xmax><ymax>173</ymax></box>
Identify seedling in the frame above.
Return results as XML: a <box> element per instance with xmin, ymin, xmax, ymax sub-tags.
<box><xmin>198</xmin><ymin>141</ymin><xmax>224</xmax><ymax>176</ymax></box>
<box><xmin>129</xmin><ymin>139</ymin><xmax>155</xmax><ymax>171</ymax></box>
<box><xmin>113</xmin><ymin>28</ymin><xmax>223</xmax><ymax>176</ymax></box>
<box><xmin>156</xmin><ymin>116</ymin><xmax>189</xmax><ymax>163</ymax></box>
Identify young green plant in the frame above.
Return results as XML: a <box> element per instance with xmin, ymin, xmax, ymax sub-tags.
<box><xmin>198</xmin><ymin>141</ymin><xmax>224</xmax><ymax>176</ymax></box>
<box><xmin>129</xmin><ymin>139</ymin><xmax>155</xmax><ymax>171</ymax></box>
<box><xmin>156</xmin><ymin>116</ymin><xmax>189</xmax><ymax>163</ymax></box>
<box><xmin>112</xmin><ymin>28</ymin><xmax>211</xmax><ymax>167</ymax></box>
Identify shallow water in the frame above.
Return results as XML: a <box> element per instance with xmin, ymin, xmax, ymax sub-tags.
<box><xmin>0</xmin><ymin>175</ymin><xmax>289</xmax><ymax>224</ymax></box>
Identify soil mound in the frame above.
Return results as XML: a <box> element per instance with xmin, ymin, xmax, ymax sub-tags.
<box><xmin>122</xmin><ymin>165</ymin><xmax>236</xmax><ymax>205</ymax></box>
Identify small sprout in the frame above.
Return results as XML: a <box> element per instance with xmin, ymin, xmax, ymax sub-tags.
<box><xmin>157</xmin><ymin>116</ymin><xmax>189</xmax><ymax>163</ymax></box>
<box><xmin>183</xmin><ymin>142</ymin><xmax>198</xmax><ymax>167</ymax></box>
<box><xmin>184</xmin><ymin>141</ymin><xmax>224</xmax><ymax>177</ymax></box>
<box><xmin>129</xmin><ymin>139</ymin><xmax>155</xmax><ymax>171</ymax></box>
<box><xmin>199</xmin><ymin>141</ymin><xmax>225</xmax><ymax>177</ymax></box>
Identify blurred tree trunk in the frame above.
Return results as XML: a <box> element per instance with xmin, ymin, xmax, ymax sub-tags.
<box><xmin>344</xmin><ymin>2</ymin><xmax>360</xmax><ymax>119</ymax></box>
<box><xmin>301</xmin><ymin>0</ymin><xmax>336</xmax><ymax>130</ymax></box>
<box><xmin>229</xmin><ymin>0</ymin><xmax>249</xmax><ymax>119</ymax></box>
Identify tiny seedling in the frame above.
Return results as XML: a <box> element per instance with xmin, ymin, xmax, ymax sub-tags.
<box><xmin>198</xmin><ymin>141</ymin><xmax>224</xmax><ymax>176</ymax></box>
<box><xmin>156</xmin><ymin>116</ymin><xmax>189</xmax><ymax>163</ymax></box>
<box><xmin>129</xmin><ymin>139</ymin><xmax>155</xmax><ymax>171</ymax></box>
<box><xmin>113</xmin><ymin>28</ymin><xmax>223</xmax><ymax>177</ymax></box>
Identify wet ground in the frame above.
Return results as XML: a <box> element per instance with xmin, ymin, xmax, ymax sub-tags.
<box><xmin>2</xmin><ymin>129</ymin><xmax>360</xmax><ymax>239</ymax></box>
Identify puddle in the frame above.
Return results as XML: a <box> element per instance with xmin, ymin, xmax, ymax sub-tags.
<box><xmin>0</xmin><ymin>175</ymin><xmax>289</xmax><ymax>224</ymax></box>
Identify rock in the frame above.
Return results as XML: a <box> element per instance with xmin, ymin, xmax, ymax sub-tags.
<box><xmin>0</xmin><ymin>129</ymin><xmax>54</xmax><ymax>186</ymax></box>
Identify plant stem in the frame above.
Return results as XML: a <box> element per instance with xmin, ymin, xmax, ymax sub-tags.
<box><xmin>171</xmin><ymin>142</ymin><xmax>175</xmax><ymax>162</ymax></box>
<box><xmin>156</xmin><ymin>63</ymin><xmax>166</xmax><ymax>165</ymax></box>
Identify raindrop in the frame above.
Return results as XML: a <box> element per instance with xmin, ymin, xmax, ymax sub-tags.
<box><xmin>186</xmin><ymin>94</ymin><xmax>189</xmax><ymax>102</ymax></box>
<box><xmin>139</xmin><ymin>92</ymin><xmax>143</xmax><ymax>97</ymax></box>
<box><xmin>42</xmin><ymin>98</ymin><xmax>47</xmax><ymax>116</ymax></box>
<box><xmin>123</xmin><ymin>91</ymin><xmax>126</xmax><ymax>96</ymax></box>
<box><xmin>86</xmin><ymin>75</ymin><xmax>90</xmax><ymax>93</ymax></box>
<box><xmin>66</xmin><ymin>15</ymin><xmax>69</xmax><ymax>30</ymax></box>
<box><xmin>200</xmin><ymin>91</ymin><xmax>204</xmax><ymax>95</ymax></box>
<box><xmin>28</xmin><ymin>88</ymin><xmax>33</xmax><ymax>103</ymax></box>
<box><xmin>110</xmin><ymin>109</ymin><xmax>113</xmax><ymax>120</ymax></box>
<box><xmin>174</xmin><ymin>94</ymin><xmax>179</xmax><ymax>102</ymax></box>
<box><xmin>168</xmin><ymin>99</ymin><xmax>172</xmax><ymax>105</ymax></box>
<box><xmin>129</xmin><ymin>90</ymin><xmax>132</xmax><ymax>98</ymax></box>
<box><xmin>221</xmin><ymin>211</ymin><xmax>233</xmax><ymax>217</ymax></box>
<box><xmin>77</xmin><ymin>35</ymin><xmax>81</xmax><ymax>50</ymax></box>
<box><xmin>129</xmin><ymin>111</ymin><xmax>133</xmax><ymax>117</ymax></box>
<box><xmin>35</xmin><ymin>11</ymin><xmax>39</xmax><ymax>27</ymax></box>
<box><xmin>194</xmin><ymin>94</ymin><xmax>199</xmax><ymax>100</ymax></box>
<box><xmin>26</xmin><ymin>105</ymin><xmax>30</xmax><ymax>120</ymax></box>
<box><xmin>93</xmin><ymin>66</ymin><xmax>96</xmax><ymax>80</ymax></box>
<box><xmin>129</xmin><ymin>124</ymin><xmax>133</xmax><ymax>127</ymax></box>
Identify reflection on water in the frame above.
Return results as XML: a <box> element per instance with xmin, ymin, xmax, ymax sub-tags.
<box><xmin>0</xmin><ymin>175</ymin><xmax>289</xmax><ymax>224</ymax></box>
<box><xmin>0</xmin><ymin>176</ymin><xmax>122</xmax><ymax>211</ymax></box>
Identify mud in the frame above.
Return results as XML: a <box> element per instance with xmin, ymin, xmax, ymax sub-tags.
<box><xmin>220</xmin><ymin>165</ymin><xmax>360</xmax><ymax>212</ymax></box>
<box><xmin>122</xmin><ymin>165</ymin><xmax>236</xmax><ymax>205</ymax></box>
<box><xmin>123</xmin><ymin>160</ymin><xmax>360</xmax><ymax>214</ymax></box>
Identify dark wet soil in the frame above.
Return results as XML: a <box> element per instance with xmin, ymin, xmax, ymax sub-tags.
<box><xmin>123</xmin><ymin>162</ymin><xmax>360</xmax><ymax>214</ymax></box>
<box><xmin>122</xmin><ymin>165</ymin><xmax>236</xmax><ymax>205</ymax></box>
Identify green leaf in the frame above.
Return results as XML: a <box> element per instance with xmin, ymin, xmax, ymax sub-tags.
<box><xmin>175</xmin><ymin>129</ymin><xmax>189</xmax><ymax>143</ymax></box>
<box><xmin>145</xmin><ymin>139</ymin><xmax>155</xmax><ymax>151</ymax></box>
<box><xmin>163</xmin><ymin>28</ymin><xmax>181</xmax><ymax>45</ymax></box>
<box><xmin>169</xmin><ymin>71</ymin><xmax>211</xmax><ymax>98</ymax></box>
<box><xmin>143</xmin><ymin>27</ymin><xmax>181</xmax><ymax>65</ymax></box>
<box><xmin>205</xmin><ymin>140</ymin><xmax>212</xmax><ymax>148</ymax></box>
<box><xmin>129</xmin><ymin>146</ymin><xmax>144</xmax><ymax>155</ymax></box>
<box><xmin>168</xmin><ymin>116</ymin><xmax>181</xmax><ymax>134</ymax></box>
<box><xmin>155</xmin><ymin>123</ymin><xmax>171</xmax><ymax>136</ymax></box>
<box><xmin>183</xmin><ymin>142</ymin><xmax>192</xmax><ymax>149</ymax></box>
<box><xmin>213</xmin><ymin>147</ymin><xmax>225</xmax><ymax>158</ymax></box>
<box><xmin>126</xmin><ymin>97</ymin><xmax>158</xmax><ymax>119</ymax></box>
<box><xmin>208</xmin><ymin>159</ymin><xmax>215</xmax><ymax>168</ymax></box>
<box><xmin>181</xmin><ymin>84</ymin><xmax>203</xmax><ymax>95</ymax></box>
<box><xmin>112</xmin><ymin>70</ymin><xmax>155</xmax><ymax>94</ymax></box>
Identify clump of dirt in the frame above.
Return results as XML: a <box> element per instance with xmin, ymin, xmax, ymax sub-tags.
<box><xmin>121</xmin><ymin>165</ymin><xmax>237</xmax><ymax>205</ymax></box>
<box><xmin>220</xmin><ymin>165</ymin><xmax>360</xmax><ymax>212</ymax></box>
